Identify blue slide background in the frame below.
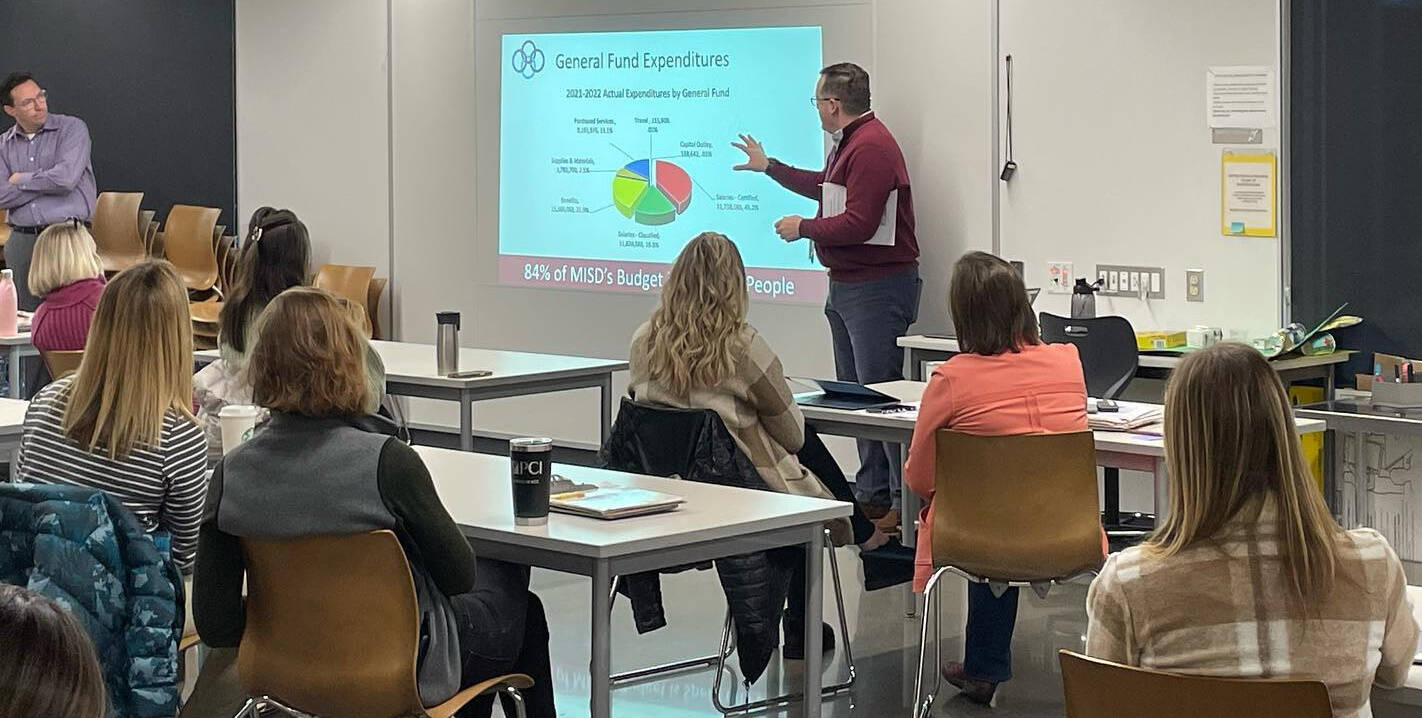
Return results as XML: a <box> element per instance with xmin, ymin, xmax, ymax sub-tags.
<box><xmin>499</xmin><ymin>27</ymin><xmax>824</xmax><ymax>270</ymax></box>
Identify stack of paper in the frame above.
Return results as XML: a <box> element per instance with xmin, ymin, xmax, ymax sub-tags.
<box><xmin>550</xmin><ymin>486</ymin><xmax>684</xmax><ymax>520</ymax></box>
<box><xmin>1088</xmin><ymin>401</ymin><xmax>1164</xmax><ymax>431</ymax></box>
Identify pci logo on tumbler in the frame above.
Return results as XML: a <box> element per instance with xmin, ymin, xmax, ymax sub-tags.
<box><xmin>511</xmin><ymin>40</ymin><xmax>546</xmax><ymax>80</ymax></box>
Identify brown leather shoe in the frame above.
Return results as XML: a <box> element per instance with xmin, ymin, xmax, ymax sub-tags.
<box><xmin>872</xmin><ymin>508</ymin><xmax>902</xmax><ymax>535</ymax></box>
<box><xmin>942</xmin><ymin>661</ymin><xmax>998</xmax><ymax>705</ymax></box>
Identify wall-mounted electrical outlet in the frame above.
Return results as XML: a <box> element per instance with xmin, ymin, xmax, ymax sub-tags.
<box><xmin>1046</xmin><ymin>262</ymin><xmax>1074</xmax><ymax>293</ymax></box>
<box><xmin>1096</xmin><ymin>264</ymin><xmax>1166</xmax><ymax>299</ymax></box>
<box><xmin>1186</xmin><ymin>269</ymin><xmax>1205</xmax><ymax>302</ymax></box>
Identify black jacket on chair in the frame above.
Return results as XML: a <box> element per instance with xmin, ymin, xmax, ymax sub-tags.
<box><xmin>599</xmin><ymin>397</ymin><xmax>795</xmax><ymax>684</ymax></box>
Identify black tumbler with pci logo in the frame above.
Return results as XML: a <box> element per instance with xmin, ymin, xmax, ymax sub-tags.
<box><xmin>510</xmin><ymin>437</ymin><xmax>553</xmax><ymax>526</ymax></box>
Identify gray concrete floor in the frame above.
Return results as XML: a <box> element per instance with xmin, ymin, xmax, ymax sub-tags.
<box><xmin>528</xmin><ymin>546</ymin><xmax>1088</xmax><ymax>717</ymax></box>
<box><xmin>526</xmin><ymin>545</ymin><xmax>1419</xmax><ymax>718</ymax></box>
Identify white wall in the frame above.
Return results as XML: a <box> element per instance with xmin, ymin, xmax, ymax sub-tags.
<box><xmin>235</xmin><ymin>0</ymin><xmax>391</xmax><ymax>274</ymax></box>
<box><xmin>236</xmin><ymin>0</ymin><xmax>993</xmax><ymax>448</ymax></box>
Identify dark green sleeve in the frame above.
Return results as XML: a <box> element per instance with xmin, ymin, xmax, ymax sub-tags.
<box><xmin>377</xmin><ymin>440</ymin><xmax>477</xmax><ymax>596</ymax></box>
<box><xmin>192</xmin><ymin>463</ymin><xmax>246</xmax><ymax>648</ymax></box>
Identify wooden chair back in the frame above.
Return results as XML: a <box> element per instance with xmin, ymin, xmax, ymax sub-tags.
<box><xmin>237</xmin><ymin>531</ymin><xmax>428</xmax><ymax>718</ymax></box>
<box><xmin>162</xmin><ymin>205</ymin><xmax>221</xmax><ymax>292</ymax></box>
<box><xmin>92</xmin><ymin>192</ymin><xmax>147</xmax><ymax>273</ymax></box>
<box><xmin>1058</xmin><ymin>651</ymin><xmax>1332</xmax><ymax>718</ymax></box>
<box><xmin>932</xmin><ymin>430</ymin><xmax>1104</xmax><ymax>581</ymax></box>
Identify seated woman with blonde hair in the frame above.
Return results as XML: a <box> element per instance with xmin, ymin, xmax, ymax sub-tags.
<box><xmin>629</xmin><ymin>231</ymin><xmax>913</xmax><ymax>659</ymax></box>
<box><xmin>1087</xmin><ymin>342</ymin><xmax>1419</xmax><ymax>717</ymax></box>
<box><xmin>17</xmin><ymin>260</ymin><xmax>207</xmax><ymax>571</ymax></box>
<box><xmin>29</xmin><ymin>220</ymin><xmax>105</xmax><ymax>353</ymax></box>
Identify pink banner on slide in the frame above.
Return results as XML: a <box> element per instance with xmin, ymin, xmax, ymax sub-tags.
<box><xmin>499</xmin><ymin>255</ymin><xmax>827</xmax><ymax>303</ymax></box>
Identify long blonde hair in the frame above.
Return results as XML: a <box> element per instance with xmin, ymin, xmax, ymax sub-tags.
<box><xmin>1148</xmin><ymin>342</ymin><xmax>1341</xmax><ymax>604</ymax></box>
<box><xmin>640</xmin><ymin>232</ymin><xmax>748</xmax><ymax>395</ymax></box>
<box><xmin>63</xmin><ymin>260</ymin><xmax>196</xmax><ymax>457</ymax></box>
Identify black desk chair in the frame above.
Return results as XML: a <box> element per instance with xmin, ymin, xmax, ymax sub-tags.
<box><xmin>1038</xmin><ymin>313</ymin><xmax>1154</xmax><ymax>538</ymax></box>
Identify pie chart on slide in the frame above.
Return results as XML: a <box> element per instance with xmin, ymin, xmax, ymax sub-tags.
<box><xmin>611</xmin><ymin>159</ymin><xmax>693</xmax><ymax>226</ymax></box>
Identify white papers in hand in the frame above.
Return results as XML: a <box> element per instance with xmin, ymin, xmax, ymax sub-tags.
<box><xmin>821</xmin><ymin>182</ymin><xmax>896</xmax><ymax>246</ymax></box>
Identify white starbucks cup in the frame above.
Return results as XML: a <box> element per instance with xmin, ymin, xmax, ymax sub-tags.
<box><xmin>218</xmin><ymin>405</ymin><xmax>261</xmax><ymax>454</ymax></box>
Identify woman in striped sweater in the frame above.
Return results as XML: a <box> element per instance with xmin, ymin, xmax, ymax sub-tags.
<box><xmin>29</xmin><ymin>220</ymin><xmax>105</xmax><ymax>353</ymax></box>
<box><xmin>16</xmin><ymin>260</ymin><xmax>207</xmax><ymax>571</ymax></box>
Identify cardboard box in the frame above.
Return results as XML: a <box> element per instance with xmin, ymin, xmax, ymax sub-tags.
<box><xmin>1136</xmin><ymin>331</ymin><xmax>1187</xmax><ymax>351</ymax></box>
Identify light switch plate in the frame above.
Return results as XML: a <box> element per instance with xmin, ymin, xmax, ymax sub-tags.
<box><xmin>1096</xmin><ymin>264</ymin><xmax>1166</xmax><ymax>299</ymax></box>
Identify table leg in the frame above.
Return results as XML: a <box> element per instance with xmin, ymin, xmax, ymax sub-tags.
<box><xmin>802</xmin><ymin>523</ymin><xmax>823</xmax><ymax>718</ymax></box>
<box><xmin>599</xmin><ymin>373</ymin><xmax>613</xmax><ymax>444</ymax></box>
<box><xmin>1153</xmin><ymin>457</ymin><xmax>1171</xmax><ymax>525</ymax></box>
<box><xmin>909</xmin><ymin>348</ymin><xmax>922</xmax><ymax>382</ymax></box>
<box><xmin>7</xmin><ymin>347</ymin><xmax>19</xmax><ymax>400</ymax></box>
<box><xmin>459</xmin><ymin>390</ymin><xmax>474</xmax><ymax>452</ymax></box>
<box><xmin>590</xmin><ymin>561</ymin><xmax>613</xmax><ymax>718</ymax></box>
<box><xmin>1325</xmin><ymin>364</ymin><xmax>1336</xmax><ymax>401</ymax></box>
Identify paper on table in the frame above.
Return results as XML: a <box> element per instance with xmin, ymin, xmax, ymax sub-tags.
<box><xmin>821</xmin><ymin>182</ymin><xmax>896</xmax><ymax>246</ymax></box>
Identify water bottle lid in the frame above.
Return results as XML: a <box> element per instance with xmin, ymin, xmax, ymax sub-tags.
<box><xmin>436</xmin><ymin>311</ymin><xmax>461</xmax><ymax>330</ymax></box>
<box><xmin>0</xmin><ymin>269</ymin><xmax>10</xmax><ymax>278</ymax></box>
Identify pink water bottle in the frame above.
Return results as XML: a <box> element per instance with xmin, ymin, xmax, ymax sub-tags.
<box><xmin>0</xmin><ymin>269</ymin><xmax>18</xmax><ymax>337</ymax></box>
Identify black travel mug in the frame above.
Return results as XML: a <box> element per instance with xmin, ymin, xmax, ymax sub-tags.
<box><xmin>510</xmin><ymin>437</ymin><xmax>553</xmax><ymax>526</ymax></box>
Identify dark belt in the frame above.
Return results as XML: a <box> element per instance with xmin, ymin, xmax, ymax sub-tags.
<box><xmin>8</xmin><ymin>221</ymin><xmax>90</xmax><ymax>234</ymax></box>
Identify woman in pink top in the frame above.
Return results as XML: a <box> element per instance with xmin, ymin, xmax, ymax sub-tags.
<box><xmin>904</xmin><ymin>251</ymin><xmax>1091</xmax><ymax>704</ymax></box>
<box><xmin>29</xmin><ymin>221</ymin><xmax>105</xmax><ymax>353</ymax></box>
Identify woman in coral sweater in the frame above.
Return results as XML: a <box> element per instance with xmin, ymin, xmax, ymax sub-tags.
<box><xmin>904</xmin><ymin>251</ymin><xmax>1091</xmax><ymax>704</ymax></box>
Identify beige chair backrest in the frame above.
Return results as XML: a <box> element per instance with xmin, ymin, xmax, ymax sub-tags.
<box><xmin>162</xmin><ymin>205</ymin><xmax>221</xmax><ymax>292</ymax></box>
<box><xmin>92</xmin><ymin>192</ymin><xmax>147</xmax><ymax>273</ymax></box>
<box><xmin>932</xmin><ymin>429</ymin><xmax>1103</xmax><ymax>581</ymax></box>
<box><xmin>314</xmin><ymin>264</ymin><xmax>376</xmax><ymax>306</ymax></box>
<box><xmin>367</xmin><ymin>277</ymin><xmax>387</xmax><ymax>339</ymax></box>
<box><xmin>237</xmin><ymin>530</ymin><xmax>428</xmax><ymax>718</ymax></box>
<box><xmin>1058</xmin><ymin>651</ymin><xmax>1332</xmax><ymax>718</ymax></box>
<box><xmin>42</xmin><ymin>350</ymin><xmax>84</xmax><ymax>379</ymax></box>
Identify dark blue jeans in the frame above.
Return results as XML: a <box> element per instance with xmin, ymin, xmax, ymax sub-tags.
<box><xmin>964</xmin><ymin>583</ymin><xmax>1019</xmax><ymax>683</ymax></box>
<box><xmin>450</xmin><ymin>558</ymin><xmax>555</xmax><ymax>717</ymax></box>
<box><xmin>824</xmin><ymin>267</ymin><xmax>921</xmax><ymax>509</ymax></box>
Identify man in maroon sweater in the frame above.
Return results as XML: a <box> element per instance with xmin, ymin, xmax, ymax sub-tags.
<box><xmin>732</xmin><ymin>62</ymin><xmax>920</xmax><ymax>523</ymax></box>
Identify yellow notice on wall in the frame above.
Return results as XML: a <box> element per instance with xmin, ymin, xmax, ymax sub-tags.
<box><xmin>1221</xmin><ymin>150</ymin><xmax>1277</xmax><ymax>237</ymax></box>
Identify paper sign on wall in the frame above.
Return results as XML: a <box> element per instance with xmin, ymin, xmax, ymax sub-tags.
<box><xmin>1207</xmin><ymin>66</ymin><xmax>1277</xmax><ymax>128</ymax></box>
<box><xmin>1221</xmin><ymin>150</ymin><xmax>1277</xmax><ymax>238</ymax></box>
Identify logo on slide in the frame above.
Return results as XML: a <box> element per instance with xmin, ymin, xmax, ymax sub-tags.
<box><xmin>511</xmin><ymin>40</ymin><xmax>545</xmax><ymax>80</ymax></box>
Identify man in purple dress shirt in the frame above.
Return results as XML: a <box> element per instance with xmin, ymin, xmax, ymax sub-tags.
<box><xmin>1</xmin><ymin>72</ymin><xmax>97</xmax><ymax>311</ymax></box>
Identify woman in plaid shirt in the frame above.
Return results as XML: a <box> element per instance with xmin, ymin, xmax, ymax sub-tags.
<box><xmin>1087</xmin><ymin>343</ymin><xmax>1418</xmax><ymax>717</ymax></box>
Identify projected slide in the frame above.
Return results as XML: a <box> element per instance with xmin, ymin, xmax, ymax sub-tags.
<box><xmin>498</xmin><ymin>26</ymin><xmax>825</xmax><ymax>301</ymax></box>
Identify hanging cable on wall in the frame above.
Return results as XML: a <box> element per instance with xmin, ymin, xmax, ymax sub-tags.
<box><xmin>1000</xmin><ymin>54</ymin><xmax>1017</xmax><ymax>181</ymax></box>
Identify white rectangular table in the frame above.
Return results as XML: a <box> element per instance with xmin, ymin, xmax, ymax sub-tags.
<box><xmin>197</xmin><ymin>340</ymin><xmax>628</xmax><ymax>452</ymax></box>
<box><xmin>416</xmin><ymin>446</ymin><xmax>851</xmax><ymax>718</ymax></box>
<box><xmin>0</xmin><ymin>398</ymin><xmax>29</xmax><ymax>479</ymax></box>
<box><xmin>800</xmin><ymin>380</ymin><xmax>1327</xmax><ymax>551</ymax></box>
<box><xmin>0</xmin><ymin>397</ymin><xmax>27</xmax><ymax>454</ymax></box>
<box><xmin>0</xmin><ymin>333</ymin><xmax>37</xmax><ymax>399</ymax></box>
<box><xmin>898</xmin><ymin>335</ymin><xmax>1354</xmax><ymax>399</ymax></box>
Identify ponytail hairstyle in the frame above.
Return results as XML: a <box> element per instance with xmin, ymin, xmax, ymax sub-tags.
<box><xmin>217</xmin><ymin>207</ymin><xmax>312</xmax><ymax>353</ymax></box>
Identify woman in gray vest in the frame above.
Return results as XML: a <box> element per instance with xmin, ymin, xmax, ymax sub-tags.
<box><xmin>192</xmin><ymin>287</ymin><xmax>555</xmax><ymax>717</ymax></box>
